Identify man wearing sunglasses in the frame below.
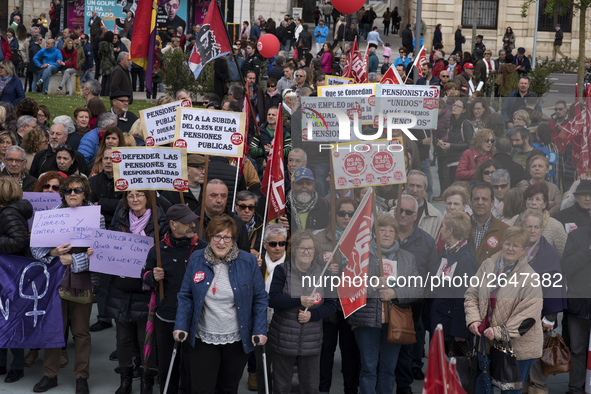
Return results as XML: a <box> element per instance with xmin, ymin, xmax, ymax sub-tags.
<box><xmin>1</xmin><ymin>146</ymin><xmax>37</xmax><ymax>192</ymax></box>
<box><xmin>490</xmin><ymin>169</ymin><xmax>511</xmax><ymax>219</ymax></box>
<box><xmin>234</xmin><ymin>190</ymin><xmax>263</xmax><ymax>255</ymax></box>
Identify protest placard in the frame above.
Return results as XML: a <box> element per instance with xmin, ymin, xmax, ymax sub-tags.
<box><xmin>376</xmin><ymin>84</ymin><xmax>440</xmax><ymax>129</ymax></box>
<box><xmin>324</xmin><ymin>75</ymin><xmax>354</xmax><ymax>86</ymax></box>
<box><xmin>318</xmin><ymin>83</ymin><xmax>376</xmax><ymax>125</ymax></box>
<box><xmin>23</xmin><ymin>192</ymin><xmax>62</xmax><ymax>229</ymax></box>
<box><xmin>331</xmin><ymin>138</ymin><xmax>407</xmax><ymax>189</ymax></box>
<box><xmin>30</xmin><ymin>206</ymin><xmax>101</xmax><ymax>247</ymax></box>
<box><xmin>173</xmin><ymin>108</ymin><xmax>246</xmax><ymax>157</ymax></box>
<box><xmin>112</xmin><ymin>146</ymin><xmax>188</xmax><ymax>192</ymax></box>
<box><xmin>89</xmin><ymin>229</ymin><xmax>154</xmax><ymax>278</ymax></box>
<box><xmin>140</xmin><ymin>99</ymin><xmax>192</xmax><ymax>146</ymax></box>
<box><xmin>301</xmin><ymin>97</ymin><xmax>364</xmax><ymax>142</ymax></box>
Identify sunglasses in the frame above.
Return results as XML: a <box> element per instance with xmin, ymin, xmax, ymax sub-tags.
<box><xmin>295</xmin><ymin>74</ymin><xmax>305</xmax><ymax>77</ymax></box>
<box><xmin>440</xmin><ymin>75</ymin><xmax>450</xmax><ymax>78</ymax></box>
<box><xmin>43</xmin><ymin>183</ymin><xmax>60</xmax><ymax>191</ymax></box>
<box><xmin>400</xmin><ymin>208</ymin><xmax>416</xmax><ymax>216</ymax></box>
<box><xmin>555</xmin><ymin>107</ymin><xmax>565</xmax><ymax>111</ymax></box>
<box><xmin>237</xmin><ymin>204</ymin><xmax>255</xmax><ymax>211</ymax></box>
<box><xmin>493</xmin><ymin>183</ymin><xmax>509</xmax><ymax>189</ymax></box>
<box><xmin>485</xmin><ymin>139</ymin><xmax>495</xmax><ymax>143</ymax></box>
<box><xmin>64</xmin><ymin>187</ymin><xmax>84</xmax><ymax>195</ymax></box>
<box><xmin>268</xmin><ymin>84</ymin><xmax>276</xmax><ymax>88</ymax></box>
<box><xmin>483</xmin><ymin>170</ymin><xmax>494</xmax><ymax>175</ymax></box>
<box><xmin>267</xmin><ymin>241</ymin><xmax>287</xmax><ymax>248</ymax></box>
<box><xmin>336</xmin><ymin>210</ymin><xmax>355</xmax><ymax>218</ymax></box>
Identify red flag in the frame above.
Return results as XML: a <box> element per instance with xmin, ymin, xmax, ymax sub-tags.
<box><xmin>412</xmin><ymin>46</ymin><xmax>427</xmax><ymax>79</ymax></box>
<box><xmin>381</xmin><ymin>64</ymin><xmax>404</xmax><ymax>85</ymax></box>
<box><xmin>422</xmin><ymin>324</ymin><xmax>467</xmax><ymax>394</ymax></box>
<box><xmin>260</xmin><ymin>106</ymin><xmax>286</xmax><ymax>222</ymax></box>
<box><xmin>342</xmin><ymin>37</ymin><xmax>368</xmax><ymax>84</ymax></box>
<box><xmin>188</xmin><ymin>0</ymin><xmax>232</xmax><ymax>79</ymax></box>
<box><xmin>556</xmin><ymin>85</ymin><xmax>585</xmax><ymax>153</ymax></box>
<box><xmin>574</xmin><ymin>84</ymin><xmax>591</xmax><ymax>174</ymax></box>
<box><xmin>338</xmin><ymin>188</ymin><xmax>373</xmax><ymax>318</ymax></box>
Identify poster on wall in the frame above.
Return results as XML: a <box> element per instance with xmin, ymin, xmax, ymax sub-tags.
<box><xmin>84</xmin><ymin>0</ymin><xmax>138</xmax><ymax>34</ymax></box>
<box><xmin>194</xmin><ymin>0</ymin><xmax>222</xmax><ymax>26</ymax></box>
<box><xmin>67</xmin><ymin>0</ymin><xmax>85</xmax><ymax>30</ymax></box>
<box><xmin>157</xmin><ymin>0</ymin><xmax>189</xmax><ymax>33</ymax></box>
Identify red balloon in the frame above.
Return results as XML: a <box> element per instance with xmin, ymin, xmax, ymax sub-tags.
<box><xmin>332</xmin><ymin>0</ymin><xmax>365</xmax><ymax>15</ymax></box>
<box><xmin>257</xmin><ymin>34</ymin><xmax>280</xmax><ymax>59</ymax></box>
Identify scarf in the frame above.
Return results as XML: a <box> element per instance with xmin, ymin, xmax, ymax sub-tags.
<box><xmin>204</xmin><ymin>243</ymin><xmax>239</xmax><ymax>266</ymax></box>
<box><xmin>264</xmin><ymin>252</ymin><xmax>285</xmax><ymax>292</ymax></box>
<box><xmin>479</xmin><ymin>254</ymin><xmax>519</xmax><ymax>332</ymax></box>
<box><xmin>244</xmin><ymin>214</ymin><xmax>256</xmax><ymax>236</ymax></box>
<box><xmin>485</xmin><ymin>59</ymin><xmax>495</xmax><ymax>75</ymax></box>
<box><xmin>444</xmin><ymin>238</ymin><xmax>468</xmax><ymax>255</ymax></box>
<box><xmin>288</xmin><ymin>189</ymin><xmax>318</xmax><ymax>230</ymax></box>
<box><xmin>525</xmin><ymin>237</ymin><xmax>541</xmax><ymax>264</ymax></box>
<box><xmin>282</xmin><ymin>101</ymin><xmax>292</xmax><ymax>115</ymax></box>
<box><xmin>267</xmin><ymin>89</ymin><xmax>279</xmax><ymax>97</ymax></box>
<box><xmin>129</xmin><ymin>208</ymin><xmax>152</xmax><ymax>236</ymax></box>
<box><xmin>0</xmin><ymin>76</ymin><xmax>13</xmax><ymax>98</ymax></box>
<box><xmin>61</xmin><ymin>265</ymin><xmax>92</xmax><ymax>296</ymax></box>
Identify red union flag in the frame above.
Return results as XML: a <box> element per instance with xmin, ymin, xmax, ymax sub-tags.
<box><xmin>381</xmin><ymin>64</ymin><xmax>404</xmax><ymax>85</ymax></box>
<box><xmin>575</xmin><ymin>84</ymin><xmax>591</xmax><ymax>175</ymax></box>
<box><xmin>260</xmin><ymin>105</ymin><xmax>286</xmax><ymax>222</ymax></box>
<box><xmin>556</xmin><ymin>85</ymin><xmax>585</xmax><ymax>153</ymax></box>
<box><xmin>422</xmin><ymin>324</ymin><xmax>466</xmax><ymax>394</ymax></box>
<box><xmin>342</xmin><ymin>37</ymin><xmax>368</xmax><ymax>84</ymax></box>
<box><xmin>412</xmin><ymin>46</ymin><xmax>427</xmax><ymax>79</ymax></box>
<box><xmin>338</xmin><ymin>188</ymin><xmax>373</xmax><ymax>318</ymax></box>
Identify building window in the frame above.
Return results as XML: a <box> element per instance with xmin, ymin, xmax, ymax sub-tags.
<box><xmin>461</xmin><ymin>0</ymin><xmax>499</xmax><ymax>29</ymax></box>
<box><xmin>538</xmin><ymin>0</ymin><xmax>572</xmax><ymax>32</ymax></box>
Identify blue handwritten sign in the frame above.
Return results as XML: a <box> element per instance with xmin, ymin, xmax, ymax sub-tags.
<box><xmin>23</xmin><ymin>192</ymin><xmax>62</xmax><ymax>229</ymax></box>
<box><xmin>30</xmin><ymin>206</ymin><xmax>101</xmax><ymax>247</ymax></box>
<box><xmin>89</xmin><ymin>229</ymin><xmax>154</xmax><ymax>278</ymax></box>
<box><xmin>0</xmin><ymin>255</ymin><xmax>66</xmax><ymax>349</ymax></box>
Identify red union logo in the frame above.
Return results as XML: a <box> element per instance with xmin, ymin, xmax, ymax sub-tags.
<box><xmin>368</xmin><ymin>95</ymin><xmax>375</xmax><ymax>106</ymax></box>
<box><xmin>111</xmin><ymin>151</ymin><xmax>122</xmax><ymax>163</ymax></box>
<box><xmin>312</xmin><ymin>291</ymin><xmax>322</xmax><ymax>304</ymax></box>
<box><xmin>429</xmin><ymin>86</ymin><xmax>440</xmax><ymax>98</ymax></box>
<box><xmin>115</xmin><ymin>179</ymin><xmax>128</xmax><ymax>191</ymax></box>
<box><xmin>193</xmin><ymin>271</ymin><xmax>205</xmax><ymax>283</ymax></box>
<box><xmin>352</xmin><ymin>179</ymin><xmax>361</xmax><ymax>187</ymax></box>
<box><xmin>145</xmin><ymin>136</ymin><xmax>155</xmax><ymax>146</ymax></box>
<box><xmin>347</xmin><ymin>103</ymin><xmax>362</xmax><ymax>121</ymax></box>
<box><xmin>380</xmin><ymin>176</ymin><xmax>389</xmax><ymax>184</ymax></box>
<box><xmin>423</xmin><ymin>98</ymin><xmax>438</xmax><ymax>110</ymax></box>
<box><xmin>337</xmin><ymin>177</ymin><xmax>347</xmax><ymax>187</ymax></box>
<box><xmin>394</xmin><ymin>171</ymin><xmax>404</xmax><ymax>181</ymax></box>
<box><xmin>231</xmin><ymin>133</ymin><xmax>243</xmax><ymax>145</ymax></box>
<box><xmin>366</xmin><ymin>174</ymin><xmax>375</xmax><ymax>183</ymax></box>
<box><xmin>181</xmin><ymin>99</ymin><xmax>192</xmax><ymax>107</ymax></box>
<box><xmin>174</xmin><ymin>139</ymin><xmax>187</xmax><ymax>148</ymax></box>
<box><xmin>173</xmin><ymin>178</ymin><xmax>188</xmax><ymax>191</ymax></box>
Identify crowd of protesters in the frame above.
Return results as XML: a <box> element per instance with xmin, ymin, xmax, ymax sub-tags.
<box><xmin>0</xmin><ymin>3</ymin><xmax>590</xmax><ymax>394</ymax></box>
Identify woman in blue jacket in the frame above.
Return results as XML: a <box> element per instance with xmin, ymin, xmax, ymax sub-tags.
<box><xmin>0</xmin><ymin>61</ymin><xmax>24</xmax><ymax>107</ymax></box>
<box><xmin>173</xmin><ymin>214</ymin><xmax>268</xmax><ymax>394</ymax></box>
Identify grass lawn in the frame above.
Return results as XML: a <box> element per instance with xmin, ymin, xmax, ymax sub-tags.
<box><xmin>25</xmin><ymin>92</ymin><xmax>156</xmax><ymax>119</ymax></box>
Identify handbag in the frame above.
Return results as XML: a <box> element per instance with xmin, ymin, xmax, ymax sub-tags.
<box><xmin>386</xmin><ymin>301</ymin><xmax>416</xmax><ymax>344</ymax></box>
<box><xmin>490</xmin><ymin>325</ymin><xmax>522</xmax><ymax>390</ymax></box>
<box><xmin>540</xmin><ymin>332</ymin><xmax>572</xmax><ymax>375</ymax></box>
<box><xmin>59</xmin><ymin>286</ymin><xmax>94</xmax><ymax>304</ymax></box>
<box><xmin>455</xmin><ymin>337</ymin><xmax>493</xmax><ymax>394</ymax></box>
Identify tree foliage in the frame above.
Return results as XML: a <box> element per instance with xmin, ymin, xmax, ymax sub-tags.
<box><xmin>158</xmin><ymin>50</ymin><xmax>202</xmax><ymax>98</ymax></box>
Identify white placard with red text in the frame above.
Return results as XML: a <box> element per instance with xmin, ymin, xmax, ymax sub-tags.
<box><xmin>376</xmin><ymin>84</ymin><xmax>440</xmax><ymax>129</ymax></box>
<box><xmin>112</xmin><ymin>147</ymin><xmax>188</xmax><ymax>192</ymax></box>
<box><xmin>173</xmin><ymin>108</ymin><xmax>246</xmax><ymax>157</ymax></box>
<box><xmin>318</xmin><ymin>83</ymin><xmax>376</xmax><ymax>125</ymax></box>
<box><xmin>139</xmin><ymin>99</ymin><xmax>192</xmax><ymax>146</ymax></box>
<box><xmin>331</xmin><ymin>138</ymin><xmax>406</xmax><ymax>189</ymax></box>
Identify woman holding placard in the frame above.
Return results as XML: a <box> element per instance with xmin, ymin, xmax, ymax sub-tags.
<box><xmin>0</xmin><ymin>177</ymin><xmax>33</xmax><ymax>383</ymax></box>
<box><xmin>107</xmin><ymin>190</ymin><xmax>166</xmax><ymax>393</ymax></box>
<box><xmin>30</xmin><ymin>174</ymin><xmax>105</xmax><ymax>394</ymax></box>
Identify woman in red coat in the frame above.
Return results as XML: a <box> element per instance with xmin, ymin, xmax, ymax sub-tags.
<box><xmin>455</xmin><ymin>128</ymin><xmax>495</xmax><ymax>181</ymax></box>
<box><xmin>58</xmin><ymin>38</ymin><xmax>77</xmax><ymax>95</ymax></box>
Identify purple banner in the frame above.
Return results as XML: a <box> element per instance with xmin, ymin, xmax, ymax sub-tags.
<box><xmin>0</xmin><ymin>255</ymin><xmax>66</xmax><ymax>349</ymax></box>
<box><xmin>67</xmin><ymin>0</ymin><xmax>86</xmax><ymax>30</ymax></box>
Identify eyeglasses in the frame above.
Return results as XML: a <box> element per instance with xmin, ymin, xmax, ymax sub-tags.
<box><xmin>483</xmin><ymin>170</ymin><xmax>494</xmax><ymax>175</ymax></box>
<box><xmin>295</xmin><ymin>74</ymin><xmax>305</xmax><ymax>77</ymax></box>
<box><xmin>452</xmin><ymin>104</ymin><xmax>464</xmax><ymax>109</ymax></box>
<box><xmin>43</xmin><ymin>183</ymin><xmax>60</xmax><ymax>191</ymax></box>
<box><xmin>236</xmin><ymin>204</ymin><xmax>255</xmax><ymax>211</ymax></box>
<box><xmin>485</xmin><ymin>139</ymin><xmax>495</xmax><ymax>143</ymax></box>
<box><xmin>440</xmin><ymin>75</ymin><xmax>450</xmax><ymax>78</ymax></box>
<box><xmin>64</xmin><ymin>187</ymin><xmax>84</xmax><ymax>195</ymax></box>
<box><xmin>115</xmin><ymin>98</ymin><xmax>130</xmax><ymax>104</ymax></box>
<box><xmin>126</xmin><ymin>193</ymin><xmax>146</xmax><ymax>200</ymax></box>
<box><xmin>503</xmin><ymin>242</ymin><xmax>523</xmax><ymax>250</ymax></box>
<box><xmin>555</xmin><ymin>107</ymin><xmax>565</xmax><ymax>111</ymax></box>
<box><xmin>212</xmin><ymin>235</ymin><xmax>233</xmax><ymax>243</ymax></box>
<box><xmin>400</xmin><ymin>208</ymin><xmax>416</xmax><ymax>216</ymax></box>
<box><xmin>336</xmin><ymin>210</ymin><xmax>355</xmax><ymax>218</ymax></box>
<box><xmin>268</xmin><ymin>84</ymin><xmax>276</xmax><ymax>88</ymax></box>
<box><xmin>267</xmin><ymin>241</ymin><xmax>287</xmax><ymax>248</ymax></box>
<box><xmin>6</xmin><ymin>157</ymin><xmax>25</xmax><ymax>163</ymax></box>
<box><xmin>297</xmin><ymin>247</ymin><xmax>315</xmax><ymax>254</ymax></box>
<box><xmin>493</xmin><ymin>183</ymin><xmax>509</xmax><ymax>189</ymax></box>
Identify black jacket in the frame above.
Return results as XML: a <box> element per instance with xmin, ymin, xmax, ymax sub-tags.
<box><xmin>268</xmin><ymin>64</ymin><xmax>284</xmax><ymax>81</ymax></box>
<box><xmin>285</xmin><ymin>194</ymin><xmax>330</xmax><ymax>231</ymax></box>
<box><xmin>29</xmin><ymin>148</ymin><xmax>89</xmax><ymax>178</ymax></box>
<box><xmin>0</xmin><ymin>199</ymin><xmax>33</xmax><ymax>256</ymax></box>
<box><xmin>297</xmin><ymin>30</ymin><xmax>312</xmax><ymax>51</ymax></box>
<box><xmin>554</xmin><ymin>29</ymin><xmax>563</xmax><ymax>46</ymax></box>
<box><xmin>29</xmin><ymin>42</ymin><xmax>42</xmax><ymax>73</ymax></box>
<box><xmin>214</xmin><ymin>56</ymin><xmax>228</xmax><ymax>100</ymax></box>
<box><xmin>493</xmin><ymin>152</ymin><xmax>526</xmax><ymax>187</ymax></box>
<box><xmin>0</xmin><ymin>170</ymin><xmax>37</xmax><ymax>192</ymax></box>
<box><xmin>160</xmin><ymin>188</ymin><xmax>201</xmax><ymax>212</ymax></box>
<box><xmin>110</xmin><ymin>64</ymin><xmax>133</xmax><ymax>104</ymax></box>
<box><xmin>557</xmin><ymin>202</ymin><xmax>591</xmax><ymax>230</ymax></box>
<box><xmin>207</xmin><ymin>156</ymin><xmax>246</xmax><ymax>212</ymax></box>
<box><xmin>402</xmin><ymin>28</ymin><xmax>413</xmax><ymax>52</ymax></box>
<box><xmin>89</xmin><ymin>171</ymin><xmax>123</xmax><ymax>225</ymax></box>
<box><xmin>562</xmin><ymin>222</ymin><xmax>591</xmax><ymax>318</ymax></box>
<box><xmin>142</xmin><ymin>233</ymin><xmax>207</xmax><ymax>321</ymax></box>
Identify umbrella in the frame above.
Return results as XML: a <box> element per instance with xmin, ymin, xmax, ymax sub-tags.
<box><xmin>475</xmin><ymin>337</ymin><xmax>493</xmax><ymax>394</ymax></box>
<box><xmin>143</xmin><ymin>291</ymin><xmax>157</xmax><ymax>369</ymax></box>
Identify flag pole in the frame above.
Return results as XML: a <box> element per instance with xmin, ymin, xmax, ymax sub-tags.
<box><xmin>231</xmin><ymin>160</ymin><xmax>240</xmax><ymax>212</ymax></box>
<box><xmin>198</xmin><ymin>155</ymin><xmax>210</xmax><ymax>238</ymax></box>
<box><xmin>258</xmin><ymin>159</ymin><xmax>273</xmax><ymax>257</ymax></box>
<box><xmin>304</xmin><ymin>188</ymin><xmax>373</xmax><ymax>312</ymax></box>
<box><xmin>371</xmin><ymin>190</ymin><xmax>388</xmax><ymax>322</ymax></box>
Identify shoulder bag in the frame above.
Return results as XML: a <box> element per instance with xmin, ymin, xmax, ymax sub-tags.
<box><xmin>489</xmin><ymin>325</ymin><xmax>522</xmax><ymax>390</ymax></box>
<box><xmin>386</xmin><ymin>301</ymin><xmax>416</xmax><ymax>344</ymax></box>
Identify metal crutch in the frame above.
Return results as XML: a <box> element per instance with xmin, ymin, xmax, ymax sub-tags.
<box><xmin>254</xmin><ymin>336</ymin><xmax>270</xmax><ymax>394</ymax></box>
<box><xmin>163</xmin><ymin>331</ymin><xmax>185</xmax><ymax>393</ymax></box>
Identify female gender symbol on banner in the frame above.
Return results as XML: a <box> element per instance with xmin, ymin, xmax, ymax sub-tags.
<box><xmin>19</xmin><ymin>262</ymin><xmax>50</xmax><ymax>328</ymax></box>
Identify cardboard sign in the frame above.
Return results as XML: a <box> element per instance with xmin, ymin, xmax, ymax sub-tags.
<box><xmin>301</xmin><ymin>97</ymin><xmax>365</xmax><ymax>142</ymax></box>
<box><xmin>376</xmin><ymin>84</ymin><xmax>440</xmax><ymax>129</ymax></box>
<box><xmin>89</xmin><ymin>229</ymin><xmax>154</xmax><ymax>278</ymax></box>
<box><xmin>22</xmin><ymin>192</ymin><xmax>62</xmax><ymax>229</ymax></box>
<box><xmin>331</xmin><ymin>138</ymin><xmax>407</xmax><ymax>189</ymax></box>
<box><xmin>112</xmin><ymin>146</ymin><xmax>188</xmax><ymax>192</ymax></box>
<box><xmin>318</xmin><ymin>83</ymin><xmax>377</xmax><ymax>125</ymax></box>
<box><xmin>173</xmin><ymin>108</ymin><xmax>246</xmax><ymax>157</ymax></box>
<box><xmin>324</xmin><ymin>75</ymin><xmax>354</xmax><ymax>86</ymax></box>
<box><xmin>140</xmin><ymin>99</ymin><xmax>192</xmax><ymax>146</ymax></box>
<box><xmin>30</xmin><ymin>206</ymin><xmax>101</xmax><ymax>247</ymax></box>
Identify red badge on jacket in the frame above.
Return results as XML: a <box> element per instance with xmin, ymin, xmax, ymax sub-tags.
<box><xmin>194</xmin><ymin>271</ymin><xmax>205</xmax><ymax>283</ymax></box>
<box><xmin>487</xmin><ymin>236</ymin><xmax>498</xmax><ymax>248</ymax></box>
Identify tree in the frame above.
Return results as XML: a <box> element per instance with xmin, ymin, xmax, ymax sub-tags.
<box><xmin>159</xmin><ymin>50</ymin><xmax>202</xmax><ymax>98</ymax></box>
<box><xmin>521</xmin><ymin>0</ymin><xmax>591</xmax><ymax>94</ymax></box>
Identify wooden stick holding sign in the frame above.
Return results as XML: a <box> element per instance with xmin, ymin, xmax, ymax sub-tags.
<box><xmin>111</xmin><ymin>146</ymin><xmax>189</xmax><ymax>301</ymax></box>
<box><xmin>198</xmin><ymin>155</ymin><xmax>210</xmax><ymax>239</ymax></box>
<box><xmin>372</xmin><ymin>192</ymin><xmax>388</xmax><ymax>323</ymax></box>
